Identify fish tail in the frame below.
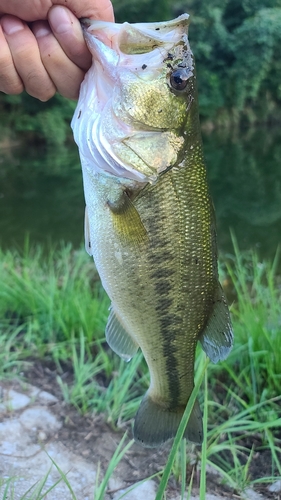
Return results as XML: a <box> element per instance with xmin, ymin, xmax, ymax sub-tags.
<box><xmin>133</xmin><ymin>393</ymin><xmax>203</xmax><ymax>447</ymax></box>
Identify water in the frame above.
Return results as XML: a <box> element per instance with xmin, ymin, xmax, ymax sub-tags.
<box><xmin>0</xmin><ymin>144</ymin><xmax>84</xmax><ymax>249</ymax></box>
<box><xmin>203</xmin><ymin>126</ymin><xmax>281</xmax><ymax>259</ymax></box>
<box><xmin>1</xmin><ymin>127</ymin><xmax>281</xmax><ymax>259</ymax></box>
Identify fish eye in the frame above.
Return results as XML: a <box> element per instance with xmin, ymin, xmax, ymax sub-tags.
<box><xmin>170</xmin><ymin>69</ymin><xmax>189</xmax><ymax>91</ymax></box>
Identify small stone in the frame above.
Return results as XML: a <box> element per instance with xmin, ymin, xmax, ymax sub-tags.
<box><xmin>38</xmin><ymin>390</ymin><xmax>58</xmax><ymax>404</ymax></box>
<box><xmin>112</xmin><ymin>479</ymin><xmax>157</xmax><ymax>500</ymax></box>
<box><xmin>0</xmin><ymin>420</ymin><xmax>23</xmax><ymax>440</ymax></box>
<box><xmin>205</xmin><ymin>463</ymin><xmax>222</xmax><ymax>477</ymax></box>
<box><xmin>24</xmin><ymin>384</ymin><xmax>58</xmax><ymax>404</ymax></box>
<box><xmin>38</xmin><ymin>430</ymin><xmax>47</xmax><ymax>441</ymax></box>
<box><xmin>19</xmin><ymin>407</ymin><xmax>62</xmax><ymax>432</ymax></box>
<box><xmin>0</xmin><ymin>419</ymin><xmax>41</xmax><ymax>457</ymax></box>
<box><xmin>108</xmin><ymin>477</ymin><xmax>123</xmax><ymax>492</ymax></box>
<box><xmin>243</xmin><ymin>488</ymin><xmax>265</xmax><ymax>500</ymax></box>
<box><xmin>268</xmin><ymin>480</ymin><xmax>281</xmax><ymax>493</ymax></box>
<box><xmin>0</xmin><ymin>389</ymin><xmax>30</xmax><ymax>411</ymax></box>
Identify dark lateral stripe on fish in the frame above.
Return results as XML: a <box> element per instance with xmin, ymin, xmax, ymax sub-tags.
<box><xmin>150</xmin><ymin>268</ymin><xmax>175</xmax><ymax>279</ymax></box>
<box><xmin>155</xmin><ymin>298</ymin><xmax>174</xmax><ymax>312</ymax></box>
<box><xmin>161</xmin><ymin>325</ymin><xmax>182</xmax><ymax>408</ymax></box>
<box><xmin>143</xmin><ymin>185</ymin><xmax>183</xmax><ymax>410</ymax></box>
<box><xmin>154</xmin><ymin>280</ymin><xmax>173</xmax><ymax>295</ymax></box>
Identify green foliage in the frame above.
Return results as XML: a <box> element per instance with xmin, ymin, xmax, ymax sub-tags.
<box><xmin>0</xmin><ymin>242</ymin><xmax>109</xmax><ymax>347</ymax></box>
<box><xmin>0</xmin><ymin>240</ymin><xmax>281</xmax><ymax>496</ymax></box>
<box><xmin>0</xmin><ymin>93</ymin><xmax>76</xmax><ymax>146</ymax></box>
<box><xmin>0</xmin><ymin>242</ymin><xmax>148</xmax><ymax>421</ymax></box>
<box><xmin>0</xmin><ymin>0</ymin><xmax>281</xmax><ymax>141</ymax></box>
<box><xmin>1</xmin><ymin>239</ymin><xmax>280</xmax><ymax>416</ymax></box>
<box><xmin>220</xmin><ymin>238</ymin><xmax>281</xmax><ymax>402</ymax></box>
<box><xmin>230</xmin><ymin>8</ymin><xmax>281</xmax><ymax>119</ymax></box>
<box><xmin>178</xmin><ymin>0</ymin><xmax>281</xmax><ymax>124</ymax></box>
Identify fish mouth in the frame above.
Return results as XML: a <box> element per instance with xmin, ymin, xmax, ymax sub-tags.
<box><xmin>80</xmin><ymin>15</ymin><xmax>190</xmax><ymax>46</ymax></box>
<box><xmin>80</xmin><ymin>14</ymin><xmax>190</xmax><ymax>69</ymax></box>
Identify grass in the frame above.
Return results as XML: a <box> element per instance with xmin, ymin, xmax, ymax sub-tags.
<box><xmin>0</xmin><ymin>238</ymin><xmax>281</xmax><ymax>498</ymax></box>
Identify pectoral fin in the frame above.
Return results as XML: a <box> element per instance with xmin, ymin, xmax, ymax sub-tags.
<box><xmin>105</xmin><ymin>307</ymin><xmax>139</xmax><ymax>362</ymax></box>
<box><xmin>108</xmin><ymin>191</ymin><xmax>148</xmax><ymax>245</ymax></box>
<box><xmin>199</xmin><ymin>284</ymin><xmax>233</xmax><ymax>363</ymax></box>
<box><xmin>84</xmin><ymin>206</ymin><xmax>92</xmax><ymax>256</ymax></box>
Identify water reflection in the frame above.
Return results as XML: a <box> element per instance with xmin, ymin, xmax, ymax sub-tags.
<box><xmin>0</xmin><ymin>144</ymin><xmax>84</xmax><ymax>248</ymax></box>
<box><xmin>203</xmin><ymin>127</ymin><xmax>281</xmax><ymax>257</ymax></box>
<box><xmin>0</xmin><ymin>127</ymin><xmax>280</xmax><ymax>258</ymax></box>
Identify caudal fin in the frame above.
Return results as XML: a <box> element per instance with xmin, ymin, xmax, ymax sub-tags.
<box><xmin>133</xmin><ymin>393</ymin><xmax>202</xmax><ymax>447</ymax></box>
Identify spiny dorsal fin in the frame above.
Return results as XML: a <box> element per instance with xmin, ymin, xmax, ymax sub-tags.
<box><xmin>199</xmin><ymin>283</ymin><xmax>233</xmax><ymax>363</ymax></box>
<box><xmin>84</xmin><ymin>206</ymin><xmax>92</xmax><ymax>256</ymax></box>
<box><xmin>107</xmin><ymin>191</ymin><xmax>148</xmax><ymax>245</ymax></box>
<box><xmin>105</xmin><ymin>307</ymin><xmax>139</xmax><ymax>362</ymax></box>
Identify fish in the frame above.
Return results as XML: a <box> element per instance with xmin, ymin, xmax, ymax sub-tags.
<box><xmin>71</xmin><ymin>14</ymin><xmax>233</xmax><ymax>448</ymax></box>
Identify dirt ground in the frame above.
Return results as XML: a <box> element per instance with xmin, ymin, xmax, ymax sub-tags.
<box><xmin>0</xmin><ymin>362</ymin><xmax>279</xmax><ymax>500</ymax></box>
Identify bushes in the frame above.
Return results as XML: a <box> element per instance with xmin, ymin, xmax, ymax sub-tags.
<box><xmin>1</xmin><ymin>0</ymin><xmax>281</xmax><ymax>144</ymax></box>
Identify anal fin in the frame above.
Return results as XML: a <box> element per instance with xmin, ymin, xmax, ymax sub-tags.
<box><xmin>105</xmin><ymin>307</ymin><xmax>139</xmax><ymax>362</ymax></box>
<box><xmin>199</xmin><ymin>283</ymin><xmax>233</xmax><ymax>363</ymax></box>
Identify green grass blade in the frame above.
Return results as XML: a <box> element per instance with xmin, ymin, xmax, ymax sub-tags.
<box><xmin>1</xmin><ymin>478</ymin><xmax>15</xmax><ymax>500</ymax></box>
<box><xmin>46</xmin><ymin>454</ymin><xmax>77</xmax><ymax>500</ymax></box>
<box><xmin>95</xmin><ymin>434</ymin><xmax>134</xmax><ymax>500</ymax></box>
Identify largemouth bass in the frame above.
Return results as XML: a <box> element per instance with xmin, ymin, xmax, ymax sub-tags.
<box><xmin>71</xmin><ymin>14</ymin><xmax>233</xmax><ymax>447</ymax></box>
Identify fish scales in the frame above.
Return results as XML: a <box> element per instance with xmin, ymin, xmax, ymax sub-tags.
<box><xmin>72</xmin><ymin>14</ymin><xmax>233</xmax><ymax>447</ymax></box>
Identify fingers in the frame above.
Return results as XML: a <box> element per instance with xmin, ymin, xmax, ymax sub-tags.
<box><xmin>52</xmin><ymin>0</ymin><xmax>115</xmax><ymax>22</ymax></box>
<box><xmin>0</xmin><ymin>20</ymin><xmax>23</xmax><ymax>94</ymax></box>
<box><xmin>48</xmin><ymin>6</ymin><xmax>92</xmax><ymax>72</ymax></box>
<box><xmin>0</xmin><ymin>1</ymin><xmax>115</xmax><ymax>100</ymax></box>
<box><xmin>0</xmin><ymin>10</ymin><xmax>87</xmax><ymax>101</ymax></box>
<box><xmin>0</xmin><ymin>15</ymin><xmax>56</xmax><ymax>100</ymax></box>
<box><xmin>33</xmin><ymin>19</ymin><xmax>85</xmax><ymax>100</ymax></box>
<box><xmin>0</xmin><ymin>0</ymin><xmax>115</xmax><ymax>23</ymax></box>
<box><xmin>0</xmin><ymin>1</ymin><xmax>49</xmax><ymax>20</ymax></box>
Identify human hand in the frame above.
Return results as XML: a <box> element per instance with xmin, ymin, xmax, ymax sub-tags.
<box><xmin>0</xmin><ymin>0</ymin><xmax>114</xmax><ymax>100</ymax></box>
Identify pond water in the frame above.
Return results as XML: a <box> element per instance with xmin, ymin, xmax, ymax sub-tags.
<box><xmin>0</xmin><ymin>126</ymin><xmax>281</xmax><ymax>260</ymax></box>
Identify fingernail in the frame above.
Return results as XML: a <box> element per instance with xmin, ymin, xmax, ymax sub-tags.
<box><xmin>49</xmin><ymin>6</ymin><xmax>73</xmax><ymax>35</ymax></box>
<box><xmin>1</xmin><ymin>16</ymin><xmax>24</xmax><ymax>35</ymax></box>
<box><xmin>33</xmin><ymin>22</ymin><xmax>51</xmax><ymax>39</ymax></box>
